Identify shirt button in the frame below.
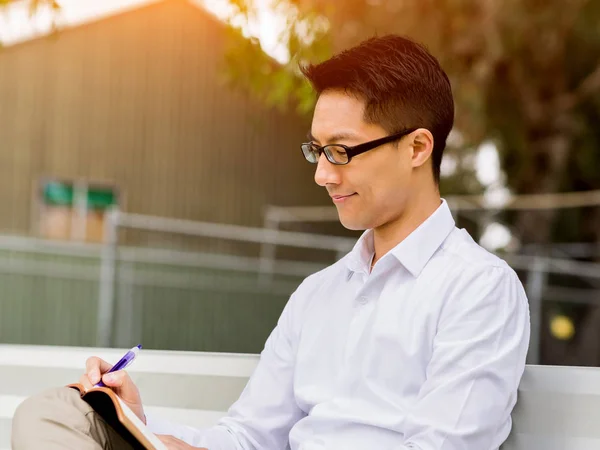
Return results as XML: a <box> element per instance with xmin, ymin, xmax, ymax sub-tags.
<box><xmin>357</xmin><ymin>296</ymin><xmax>369</xmax><ymax>305</ymax></box>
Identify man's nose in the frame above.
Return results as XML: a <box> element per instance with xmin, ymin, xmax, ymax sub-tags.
<box><xmin>314</xmin><ymin>153</ymin><xmax>342</xmax><ymax>187</ymax></box>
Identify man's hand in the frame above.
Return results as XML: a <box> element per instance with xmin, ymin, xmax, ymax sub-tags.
<box><xmin>79</xmin><ymin>356</ymin><xmax>146</xmax><ymax>424</ymax></box>
<box><xmin>156</xmin><ymin>435</ymin><xmax>208</xmax><ymax>449</ymax></box>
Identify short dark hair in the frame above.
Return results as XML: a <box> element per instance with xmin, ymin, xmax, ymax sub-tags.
<box><xmin>301</xmin><ymin>35</ymin><xmax>454</xmax><ymax>184</ymax></box>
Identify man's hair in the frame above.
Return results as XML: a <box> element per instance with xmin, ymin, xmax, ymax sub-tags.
<box><xmin>301</xmin><ymin>35</ymin><xmax>454</xmax><ymax>184</ymax></box>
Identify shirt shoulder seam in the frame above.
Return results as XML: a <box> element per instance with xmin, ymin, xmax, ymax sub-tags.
<box><xmin>438</xmin><ymin>242</ymin><xmax>511</xmax><ymax>272</ymax></box>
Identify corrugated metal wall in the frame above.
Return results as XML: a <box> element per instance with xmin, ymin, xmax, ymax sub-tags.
<box><xmin>0</xmin><ymin>0</ymin><xmax>328</xmax><ymax>248</ymax></box>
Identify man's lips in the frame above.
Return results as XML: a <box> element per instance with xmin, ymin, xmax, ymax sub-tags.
<box><xmin>330</xmin><ymin>193</ymin><xmax>357</xmax><ymax>203</ymax></box>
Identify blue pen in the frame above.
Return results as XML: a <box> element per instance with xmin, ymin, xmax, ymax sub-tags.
<box><xmin>94</xmin><ymin>345</ymin><xmax>142</xmax><ymax>388</ymax></box>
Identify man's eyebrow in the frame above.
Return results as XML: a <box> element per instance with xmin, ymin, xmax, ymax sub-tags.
<box><xmin>306</xmin><ymin>131</ymin><xmax>360</xmax><ymax>144</ymax></box>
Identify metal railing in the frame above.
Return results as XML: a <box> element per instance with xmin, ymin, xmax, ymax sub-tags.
<box><xmin>96</xmin><ymin>210</ymin><xmax>356</xmax><ymax>348</ymax></box>
<box><xmin>1</xmin><ymin>207</ymin><xmax>599</xmax><ymax>362</ymax></box>
<box><xmin>0</xmin><ymin>225</ymin><xmax>347</xmax><ymax>351</ymax></box>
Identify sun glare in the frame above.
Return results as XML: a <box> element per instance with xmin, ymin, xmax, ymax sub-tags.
<box><xmin>0</xmin><ymin>0</ymin><xmax>289</xmax><ymax>62</ymax></box>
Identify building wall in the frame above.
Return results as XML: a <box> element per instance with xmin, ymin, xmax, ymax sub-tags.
<box><xmin>0</xmin><ymin>0</ymin><xmax>328</xmax><ymax>250</ymax></box>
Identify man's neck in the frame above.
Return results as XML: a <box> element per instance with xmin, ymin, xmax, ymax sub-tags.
<box><xmin>372</xmin><ymin>193</ymin><xmax>442</xmax><ymax>265</ymax></box>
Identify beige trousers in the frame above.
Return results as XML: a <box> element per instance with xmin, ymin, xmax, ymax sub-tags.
<box><xmin>11</xmin><ymin>387</ymin><xmax>134</xmax><ymax>450</ymax></box>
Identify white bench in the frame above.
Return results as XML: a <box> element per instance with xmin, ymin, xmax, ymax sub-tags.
<box><xmin>502</xmin><ymin>364</ymin><xmax>600</xmax><ymax>449</ymax></box>
<box><xmin>2</xmin><ymin>345</ymin><xmax>600</xmax><ymax>449</ymax></box>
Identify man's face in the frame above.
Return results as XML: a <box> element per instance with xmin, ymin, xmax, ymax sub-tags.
<box><xmin>310</xmin><ymin>90</ymin><xmax>416</xmax><ymax>231</ymax></box>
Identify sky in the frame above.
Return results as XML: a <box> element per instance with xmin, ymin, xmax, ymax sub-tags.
<box><xmin>0</xmin><ymin>0</ymin><xmax>288</xmax><ymax>61</ymax></box>
<box><xmin>0</xmin><ymin>0</ymin><xmax>509</xmax><ymax>249</ymax></box>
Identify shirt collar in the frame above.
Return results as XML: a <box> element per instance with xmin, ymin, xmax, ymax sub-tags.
<box><xmin>345</xmin><ymin>199</ymin><xmax>456</xmax><ymax>277</ymax></box>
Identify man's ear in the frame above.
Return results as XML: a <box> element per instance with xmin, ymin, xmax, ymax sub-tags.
<box><xmin>410</xmin><ymin>129</ymin><xmax>434</xmax><ymax>168</ymax></box>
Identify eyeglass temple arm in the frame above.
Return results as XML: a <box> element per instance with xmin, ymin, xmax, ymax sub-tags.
<box><xmin>346</xmin><ymin>128</ymin><xmax>419</xmax><ymax>158</ymax></box>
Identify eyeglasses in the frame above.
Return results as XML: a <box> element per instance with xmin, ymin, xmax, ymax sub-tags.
<box><xmin>301</xmin><ymin>127</ymin><xmax>418</xmax><ymax>165</ymax></box>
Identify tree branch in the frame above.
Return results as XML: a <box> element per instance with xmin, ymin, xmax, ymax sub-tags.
<box><xmin>556</xmin><ymin>61</ymin><xmax>600</xmax><ymax>112</ymax></box>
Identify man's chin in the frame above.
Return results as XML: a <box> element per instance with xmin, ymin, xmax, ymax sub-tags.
<box><xmin>338</xmin><ymin>214</ymin><xmax>369</xmax><ymax>231</ymax></box>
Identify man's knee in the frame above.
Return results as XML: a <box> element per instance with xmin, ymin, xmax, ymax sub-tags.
<box><xmin>12</xmin><ymin>387</ymin><xmax>91</xmax><ymax>441</ymax></box>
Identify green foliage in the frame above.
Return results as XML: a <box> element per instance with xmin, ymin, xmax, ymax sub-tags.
<box><xmin>222</xmin><ymin>0</ymin><xmax>331</xmax><ymax>115</ymax></box>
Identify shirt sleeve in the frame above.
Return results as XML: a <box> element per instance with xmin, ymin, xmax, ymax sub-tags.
<box><xmin>398</xmin><ymin>265</ymin><xmax>530</xmax><ymax>450</ymax></box>
<box><xmin>145</xmin><ymin>285</ymin><xmax>308</xmax><ymax>449</ymax></box>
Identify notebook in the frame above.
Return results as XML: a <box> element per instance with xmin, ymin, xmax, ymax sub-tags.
<box><xmin>67</xmin><ymin>383</ymin><xmax>167</xmax><ymax>450</ymax></box>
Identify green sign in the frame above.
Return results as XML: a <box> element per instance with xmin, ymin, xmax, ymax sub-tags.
<box><xmin>43</xmin><ymin>182</ymin><xmax>116</xmax><ymax>209</ymax></box>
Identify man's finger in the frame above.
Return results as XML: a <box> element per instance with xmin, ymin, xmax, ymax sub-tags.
<box><xmin>156</xmin><ymin>435</ymin><xmax>206</xmax><ymax>449</ymax></box>
<box><xmin>101</xmin><ymin>369</ymin><xmax>129</xmax><ymax>387</ymax></box>
<box><xmin>85</xmin><ymin>357</ymin><xmax>112</xmax><ymax>385</ymax></box>
<box><xmin>78</xmin><ymin>374</ymin><xmax>94</xmax><ymax>391</ymax></box>
<box><xmin>156</xmin><ymin>435</ymin><xmax>182</xmax><ymax>449</ymax></box>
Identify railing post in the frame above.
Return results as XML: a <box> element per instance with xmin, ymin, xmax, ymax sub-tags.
<box><xmin>114</xmin><ymin>261</ymin><xmax>137</xmax><ymax>348</ymax></box>
<box><xmin>258</xmin><ymin>208</ymin><xmax>280</xmax><ymax>285</ymax></box>
<box><xmin>526</xmin><ymin>255</ymin><xmax>548</xmax><ymax>365</ymax></box>
<box><xmin>97</xmin><ymin>208</ymin><xmax>119</xmax><ymax>348</ymax></box>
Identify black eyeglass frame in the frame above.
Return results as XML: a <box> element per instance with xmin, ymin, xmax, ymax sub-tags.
<box><xmin>301</xmin><ymin>127</ymin><xmax>419</xmax><ymax>165</ymax></box>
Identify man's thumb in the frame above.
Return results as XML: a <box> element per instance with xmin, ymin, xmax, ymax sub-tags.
<box><xmin>102</xmin><ymin>371</ymin><xmax>124</xmax><ymax>386</ymax></box>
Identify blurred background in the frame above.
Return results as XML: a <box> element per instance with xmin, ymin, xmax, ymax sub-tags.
<box><xmin>0</xmin><ymin>0</ymin><xmax>598</xmax><ymax>366</ymax></box>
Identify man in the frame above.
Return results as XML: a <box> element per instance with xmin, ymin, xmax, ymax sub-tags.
<box><xmin>12</xmin><ymin>35</ymin><xmax>530</xmax><ymax>450</ymax></box>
